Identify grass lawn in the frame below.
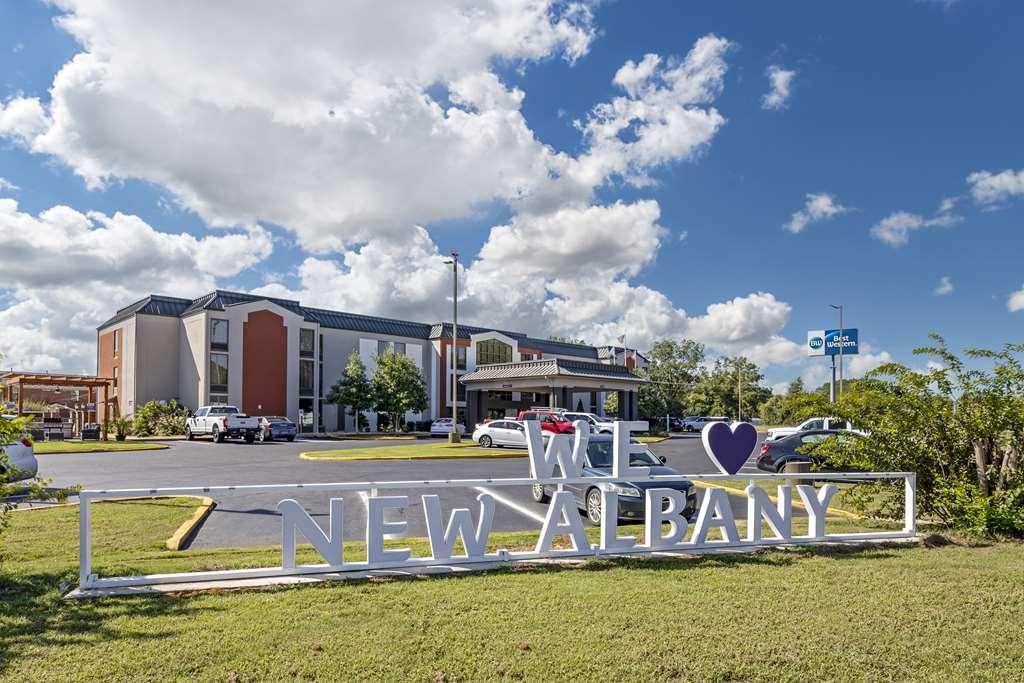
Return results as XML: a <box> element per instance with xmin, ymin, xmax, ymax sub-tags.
<box><xmin>1</xmin><ymin>500</ymin><xmax>1023</xmax><ymax>680</ymax></box>
<box><xmin>300</xmin><ymin>442</ymin><xmax>526</xmax><ymax>461</ymax></box>
<box><xmin>31</xmin><ymin>440</ymin><xmax>169</xmax><ymax>455</ymax></box>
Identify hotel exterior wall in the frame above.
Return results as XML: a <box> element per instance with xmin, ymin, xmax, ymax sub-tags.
<box><xmin>133</xmin><ymin>314</ymin><xmax>179</xmax><ymax>411</ymax></box>
<box><xmin>178</xmin><ymin>312</ymin><xmax>206</xmax><ymax>410</ymax></box>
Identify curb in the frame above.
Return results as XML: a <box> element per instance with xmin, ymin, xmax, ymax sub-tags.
<box><xmin>691</xmin><ymin>480</ymin><xmax>861</xmax><ymax>519</ymax></box>
<box><xmin>299</xmin><ymin>449</ymin><xmax>526</xmax><ymax>462</ymax></box>
<box><xmin>165</xmin><ymin>496</ymin><xmax>216</xmax><ymax>551</ymax></box>
<box><xmin>33</xmin><ymin>443</ymin><xmax>169</xmax><ymax>455</ymax></box>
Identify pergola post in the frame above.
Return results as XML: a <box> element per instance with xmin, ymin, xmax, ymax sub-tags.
<box><xmin>17</xmin><ymin>379</ymin><xmax>23</xmax><ymax>417</ymax></box>
<box><xmin>87</xmin><ymin>385</ymin><xmax>95</xmax><ymax>425</ymax></box>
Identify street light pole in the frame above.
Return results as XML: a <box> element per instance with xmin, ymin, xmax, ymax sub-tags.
<box><xmin>447</xmin><ymin>252</ymin><xmax>461</xmax><ymax>443</ymax></box>
<box><xmin>831</xmin><ymin>304</ymin><xmax>844</xmax><ymax>400</ymax></box>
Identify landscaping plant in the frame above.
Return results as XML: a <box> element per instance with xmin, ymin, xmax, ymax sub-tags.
<box><xmin>130</xmin><ymin>399</ymin><xmax>189</xmax><ymax>436</ymax></box>
<box><xmin>325</xmin><ymin>351</ymin><xmax>376</xmax><ymax>430</ymax></box>
<box><xmin>372</xmin><ymin>349</ymin><xmax>428</xmax><ymax>434</ymax></box>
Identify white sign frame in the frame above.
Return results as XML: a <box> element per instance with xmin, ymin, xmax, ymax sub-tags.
<box><xmin>77</xmin><ymin>471</ymin><xmax>917</xmax><ymax>591</ymax></box>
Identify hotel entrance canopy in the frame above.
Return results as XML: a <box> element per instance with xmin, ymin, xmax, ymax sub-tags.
<box><xmin>458</xmin><ymin>358</ymin><xmax>644</xmax><ymax>426</ymax></box>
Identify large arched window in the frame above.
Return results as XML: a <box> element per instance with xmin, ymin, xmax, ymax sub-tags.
<box><xmin>477</xmin><ymin>339</ymin><xmax>513</xmax><ymax>365</ymax></box>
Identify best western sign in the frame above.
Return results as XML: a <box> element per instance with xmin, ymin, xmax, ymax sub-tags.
<box><xmin>74</xmin><ymin>421</ymin><xmax>916</xmax><ymax>594</ymax></box>
<box><xmin>807</xmin><ymin>328</ymin><xmax>859</xmax><ymax>357</ymax></box>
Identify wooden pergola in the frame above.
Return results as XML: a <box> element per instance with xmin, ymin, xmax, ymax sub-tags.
<box><xmin>2</xmin><ymin>372</ymin><xmax>119</xmax><ymax>427</ymax></box>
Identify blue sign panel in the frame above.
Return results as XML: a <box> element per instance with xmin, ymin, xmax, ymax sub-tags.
<box><xmin>823</xmin><ymin>328</ymin><xmax>858</xmax><ymax>356</ymax></box>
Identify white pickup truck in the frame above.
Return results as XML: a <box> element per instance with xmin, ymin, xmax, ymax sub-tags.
<box><xmin>185</xmin><ymin>405</ymin><xmax>260</xmax><ymax>443</ymax></box>
<box><xmin>765</xmin><ymin>417</ymin><xmax>856</xmax><ymax>442</ymax></box>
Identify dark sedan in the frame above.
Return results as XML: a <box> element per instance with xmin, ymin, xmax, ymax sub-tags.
<box><xmin>257</xmin><ymin>416</ymin><xmax>297</xmax><ymax>442</ymax></box>
<box><xmin>530</xmin><ymin>434</ymin><xmax>697</xmax><ymax>526</ymax></box>
<box><xmin>755</xmin><ymin>429</ymin><xmax>849</xmax><ymax>472</ymax></box>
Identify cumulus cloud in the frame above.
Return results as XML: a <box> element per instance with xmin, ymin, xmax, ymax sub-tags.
<box><xmin>0</xmin><ymin>199</ymin><xmax>272</xmax><ymax>372</ymax></box>
<box><xmin>784</xmin><ymin>192</ymin><xmax>849</xmax><ymax>233</ymax></box>
<box><xmin>967</xmin><ymin>168</ymin><xmax>1024</xmax><ymax>208</ymax></box>
<box><xmin>933</xmin><ymin>276</ymin><xmax>954</xmax><ymax>296</ymax></box>
<box><xmin>1009</xmin><ymin>286</ymin><xmax>1024</xmax><ymax>313</ymax></box>
<box><xmin>761</xmin><ymin>65</ymin><xmax>796</xmax><ymax>110</ymax></box>
<box><xmin>869</xmin><ymin>199</ymin><xmax>961</xmax><ymax>247</ymax></box>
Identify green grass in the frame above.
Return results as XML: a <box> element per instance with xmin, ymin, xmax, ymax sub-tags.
<box><xmin>300</xmin><ymin>442</ymin><xmax>525</xmax><ymax>461</ymax></box>
<box><xmin>1</xmin><ymin>499</ymin><xmax>1023</xmax><ymax>680</ymax></box>
<box><xmin>31</xmin><ymin>440</ymin><xmax>169</xmax><ymax>454</ymax></box>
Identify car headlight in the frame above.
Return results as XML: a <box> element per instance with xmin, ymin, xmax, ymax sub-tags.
<box><xmin>607</xmin><ymin>483</ymin><xmax>642</xmax><ymax>498</ymax></box>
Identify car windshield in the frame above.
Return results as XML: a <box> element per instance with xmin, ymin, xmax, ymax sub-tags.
<box><xmin>586</xmin><ymin>441</ymin><xmax>660</xmax><ymax>468</ymax></box>
<box><xmin>267</xmin><ymin>417</ymin><xmax>289</xmax><ymax>423</ymax></box>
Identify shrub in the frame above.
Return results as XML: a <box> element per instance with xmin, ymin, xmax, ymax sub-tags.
<box><xmin>131</xmin><ymin>400</ymin><xmax>189</xmax><ymax>437</ymax></box>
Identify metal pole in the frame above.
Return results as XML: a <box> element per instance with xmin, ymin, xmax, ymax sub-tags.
<box><xmin>736</xmin><ymin>358</ymin><xmax>742</xmax><ymax>422</ymax></box>
<box><xmin>838</xmin><ymin>305</ymin><xmax>844</xmax><ymax>400</ymax></box>
<box><xmin>829</xmin><ymin>355</ymin><xmax>836</xmax><ymax>404</ymax></box>
<box><xmin>449</xmin><ymin>251</ymin><xmax>461</xmax><ymax>443</ymax></box>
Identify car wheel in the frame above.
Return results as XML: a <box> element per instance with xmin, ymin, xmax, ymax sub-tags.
<box><xmin>257</xmin><ymin>429</ymin><xmax>265</xmax><ymax>442</ymax></box>
<box><xmin>244</xmin><ymin>432</ymin><xmax>255</xmax><ymax>444</ymax></box>
<box><xmin>185</xmin><ymin>426</ymin><xmax>194</xmax><ymax>441</ymax></box>
<box><xmin>286</xmin><ymin>435</ymin><xmax>295</xmax><ymax>442</ymax></box>
<box><xmin>212</xmin><ymin>425</ymin><xmax>224</xmax><ymax>443</ymax></box>
<box><xmin>478</xmin><ymin>435</ymin><xmax>492</xmax><ymax>448</ymax></box>
<box><xmin>531</xmin><ymin>484</ymin><xmax>550</xmax><ymax>503</ymax></box>
<box><xmin>586</xmin><ymin>488</ymin><xmax>603</xmax><ymax>527</ymax></box>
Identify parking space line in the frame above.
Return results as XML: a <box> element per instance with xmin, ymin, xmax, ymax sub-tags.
<box><xmin>472</xmin><ymin>486</ymin><xmax>546</xmax><ymax>524</ymax></box>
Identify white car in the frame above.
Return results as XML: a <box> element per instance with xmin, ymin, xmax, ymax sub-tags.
<box><xmin>560</xmin><ymin>411</ymin><xmax>615</xmax><ymax>434</ymax></box>
<box><xmin>2</xmin><ymin>415</ymin><xmax>38</xmax><ymax>482</ymax></box>
<box><xmin>680</xmin><ymin>416</ymin><xmax>729</xmax><ymax>432</ymax></box>
<box><xmin>430</xmin><ymin>418</ymin><xmax>465</xmax><ymax>437</ymax></box>
<box><xmin>765</xmin><ymin>417</ymin><xmax>858</xmax><ymax>442</ymax></box>
<box><xmin>472</xmin><ymin>419</ymin><xmax>550</xmax><ymax>448</ymax></box>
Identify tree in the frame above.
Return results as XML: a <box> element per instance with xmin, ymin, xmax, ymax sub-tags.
<box><xmin>637</xmin><ymin>339</ymin><xmax>705</xmax><ymax>418</ymax></box>
<box><xmin>806</xmin><ymin>334</ymin><xmax>1024</xmax><ymax>536</ymax></box>
<box><xmin>372</xmin><ymin>349</ymin><xmax>428</xmax><ymax>433</ymax></box>
<box><xmin>325</xmin><ymin>352</ymin><xmax>376</xmax><ymax>431</ymax></box>
<box><xmin>686</xmin><ymin>356</ymin><xmax>771</xmax><ymax>420</ymax></box>
<box><xmin>603</xmin><ymin>391</ymin><xmax>618</xmax><ymax>416</ymax></box>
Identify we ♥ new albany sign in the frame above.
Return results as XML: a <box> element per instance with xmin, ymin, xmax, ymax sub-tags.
<box><xmin>75</xmin><ymin>422</ymin><xmax>917</xmax><ymax>593</ymax></box>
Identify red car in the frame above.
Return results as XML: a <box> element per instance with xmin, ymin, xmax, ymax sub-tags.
<box><xmin>517</xmin><ymin>410</ymin><xmax>575</xmax><ymax>434</ymax></box>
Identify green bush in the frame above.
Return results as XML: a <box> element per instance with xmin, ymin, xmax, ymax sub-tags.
<box><xmin>131</xmin><ymin>400</ymin><xmax>189</xmax><ymax>437</ymax></box>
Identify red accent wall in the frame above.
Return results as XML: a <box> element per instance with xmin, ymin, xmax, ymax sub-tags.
<box><xmin>97</xmin><ymin>330</ymin><xmax>122</xmax><ymax>415</ymax></box>
<box><xmin>243</xmin><ymin>310</ymin><xmax>287</xmax><ymax>416</ymax></box>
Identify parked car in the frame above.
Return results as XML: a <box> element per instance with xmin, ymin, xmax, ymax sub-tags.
<box><xmin>764</xmin><ymin>417</ymin><xmax>859</xmax><ymax>442</ymax></box>
<box><xmin>756</xmin><ymin>429</ymin><xmax>855</xmax><ymax>472</ymax></box>
<box><xmin>517</xmin><ymin>409</ymin><xmax>575</xmax><ymax>434</ymax></box>
<box><xmin>1</xmin><ymin>415</ymin><xmax>38</xmax><ymax>482</ymax></box>
<box><xmin>430</xmin><ymin>418</ymin><xmax>466</xmax><ymax>437</ymax></box>
<box><xmin>472</xmin><ymin>419</ymin><xmax>553</xmax><ymax>448</ymax></box>
<box><xmin>680</xmin><ymin>416</ymin><xmax>729</xmax><ymax>432</ymax></box>
<box><xmin>530</xmin><ymin>434</ymin><xmax>697</xmax><ymax>526</ymax></box>
<box><xmin>256</xmin><ymin>416</ymin><xmax>297</xmax><ymax>442</ymax></box>
<box><xmin>559</xmin><ymin>411</ymin><xmax>615</xmax><ymax>434</ymax></box>
<box><xmin>185</xmin><ymin>406</ymin><xmax>261</xmax><ymax>443</ymax></box>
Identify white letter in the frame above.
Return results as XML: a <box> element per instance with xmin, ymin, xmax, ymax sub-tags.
<box><xmin>796</xmin><ymin>484</ymin><xmax>838</xmax><ymax>540</ymax></box>
<box><xmin>746</xmin><ymin>485</ymin><xmax>793</xmax><ymax>542</ymax></box>
<box><xmin>278</xmin><ymin>498</ymin><xmax>344</xmax><ymax>569</ymax></box>
<box><xmin>366</xmin><ymin>495</ymin><xmax>411</xmax><ymax>564</ymax></box>
<box><xmin>526</xmin><ymin>420</ymin><xmax>589</xmax><ymax>478</ymax></box>
<box><xmin>644</xmin><ymin>488</ymin><xmax>690</xmax><ymax>549</ymax></box>
<box><xmin>422</xmin><ymin>493</ymin><xmax>495</xmax><ymax>561</ymax></box>
<box><xmin>690</xmin><ymin>488</ymin><xmax>740</xmax><ymax>546</ymax></box>
<box><xmin>535</xmin><ymin>490</ymin><xmax>591</xmax><ymax>554</ymax></box>
<box><xmin>600</xmin><ymin>489</ymin><xmax>637</xmax><ymax>552</ymax></box>
<box><xmin>611</xmin><ymin>420</ymin><xmax>650</xmax><ymax>479</ymax></box>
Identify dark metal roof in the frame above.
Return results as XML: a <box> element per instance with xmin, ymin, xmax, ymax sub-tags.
<box><xmin>98</xmin><ymin>295</ymin><xmax>193</xmax><ymax>330</ymax></box>
<box><xmin>428</xmin><ymin>323</ymin><xmax>598</xmax><ymax>359</ymax></box>
<box><xmin>181</xmin><ymin>290</ymin><xmax>311</xmax><ymax>320</ymax></box>
<box><xmin>304</xmin><ymin>307</ymin><xmax>432</xmax><ymax>338</ymax></box>
<box><xmin>459</xmin><ymin>358</ymin><xmax>643</xmax><ymax>384</ymax></box>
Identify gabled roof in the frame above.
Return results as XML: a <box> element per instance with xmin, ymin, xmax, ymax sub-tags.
<box><xmin>304</xmin><ymin>307</ymin><xmax>432</xmax><ymax>338</ymax></box>
<box><xmin>98</xmin><ymin>295</ymin><xmax>193</xmax><ymax>330</ymax></box>
<box><xmin>428</xmin><ymin>322</ymin><xmax>598</xmax><ymax>359</ymax></box>
<box><xmin>459</xmin><ymin>358</ymin><xmax>643</xmax><ymax>384</ymax></box>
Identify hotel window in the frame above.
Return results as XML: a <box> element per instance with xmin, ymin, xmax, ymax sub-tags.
<box><xmin>112</xmin><ymin>367</ymin><xmax>119</xmax><ymax>395</ymax></box>
<box><xmin>477</xmin><ymin>339</ymin><xmax>512</xmax><ymax>365</ymax></box>
<box><xmin>210</xmin><ymin>394</ymin><xmax>229</xmax><ymax>406</ymax></box>
<box><xmin>210</xmin><ymin>319</ymin><xmax>229</xmax><ymax>350</ymax></box>
<box><xmin>210</xmin><ymin>353</ymin><xmax>229</xmax><ymax>393</ymax></box>
<box><xmin>112</xmin><ymin>329</ymin><xmax>119</xmax><ymax>354</ymax></box>
<box><xmin>299</xmin><ymin>359</ymin><xmax>315</xmax><ymax>396</ymax></box>
<box><xmin>394</xmin><ymin>342</ymin><xmax>406</xmax><ymax>355</ymax></box>
<box><xmin>451</xmin><ymin>379</ymin><xmax>466</xmax><ymax>403</ymax></box>
<box><xmin>300</xmin><ymin>329</ymin><xmax>315</xmax><ymax>358</ymax></box>
<box><xmin>520</xmin><ymin>353</ymin><xmax>534</xmax><ymax>361</ymax></box>
<box><xmin>377</xmin><ymin>340</ymin><xmax>389</xmax><ymax>356</ymax></box>
<box><xmin>319</xmin><ymin>334</ymin><xmax>324</xmax><ymax>398</ymax></box>
<box><xmin>455</xmin><ymin>346</ymin><xmax>467</xmax><ymax>370</ymax></box>
<box><xmin>487</xmin><ymin>391</ymin><xmax>513</xmax><ymax>402</ymax></box>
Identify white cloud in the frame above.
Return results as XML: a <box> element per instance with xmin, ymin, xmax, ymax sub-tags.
<box><xmin>1009</xmin><ymin>286</ymin><xmax>1024</xmax><ymax>313</ymax></box>
<box><xmin>0</xmin><ymin>199</ymin><xmax>271</xmax><ymax>373</ymax></box>
<box><xmin>870</xmin><ymin>199</ymin><xmax>961</xmax><ymax>247</ymax></box>
<box><xmin>761</xmin><ymin>65</ymin><xmax>796</xmax><ymax>110</ymax></box>
<box><xmin>0</xmin><ymin>96</ymin><xmax>49</xmax><ymax>146</ymax></box>
<box><xmin>933</xmin><ymin>276</ymin><xmax>954</xmax><ymax>296</ymax></box>
<box><xmin>784</xmin><ymin>192</ymin><xmax>849</xmax><ymax>233</ymax></box>
<box><xmin>967</xmin><ymin>168</ymin><xmax>1024</xmax><ymax>208</ymax></box>
<box><xmin>0</xmin><ymin>177</ymin><xmax>18</xmax><ymax>193</ymax></box>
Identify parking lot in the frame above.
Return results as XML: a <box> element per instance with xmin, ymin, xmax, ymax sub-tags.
<box><xmin>36</xmin><ymin>434</ymin><xmax>768</xmax><ymax>549</ymax></box>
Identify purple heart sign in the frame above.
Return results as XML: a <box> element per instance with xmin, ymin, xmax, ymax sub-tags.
<box><xmin>701</xmin><ymin>421</ymin><xmax>758</xmax><ymax>475</ymax></box>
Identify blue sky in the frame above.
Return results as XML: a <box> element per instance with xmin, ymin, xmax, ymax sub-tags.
<box><xmin>0</xmin><ymin>0</ymin><xmax>1022</xmax><ymax>388</ymax></box>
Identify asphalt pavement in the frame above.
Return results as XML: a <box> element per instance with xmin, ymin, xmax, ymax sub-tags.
<box><xmin>36</xmin><ymin>433</ymin><xmax>767</xmax><ymax>549</ymax></box>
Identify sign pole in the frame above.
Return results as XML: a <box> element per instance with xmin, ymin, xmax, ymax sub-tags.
<box><xmin>829</xmin><ymin>355</ymin><xmax>836</xmax><ymax>404</ymax></box>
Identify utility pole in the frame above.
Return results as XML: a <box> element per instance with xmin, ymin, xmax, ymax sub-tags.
<box><xmin>446</xmin><ymin>252</ymin><xmax>461</xmax><ymax>443</ymax></box>
<box><xmin>736</xmin><ymin>357</ymin><xmax>743</xmax><ymax>422</ymax></box>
